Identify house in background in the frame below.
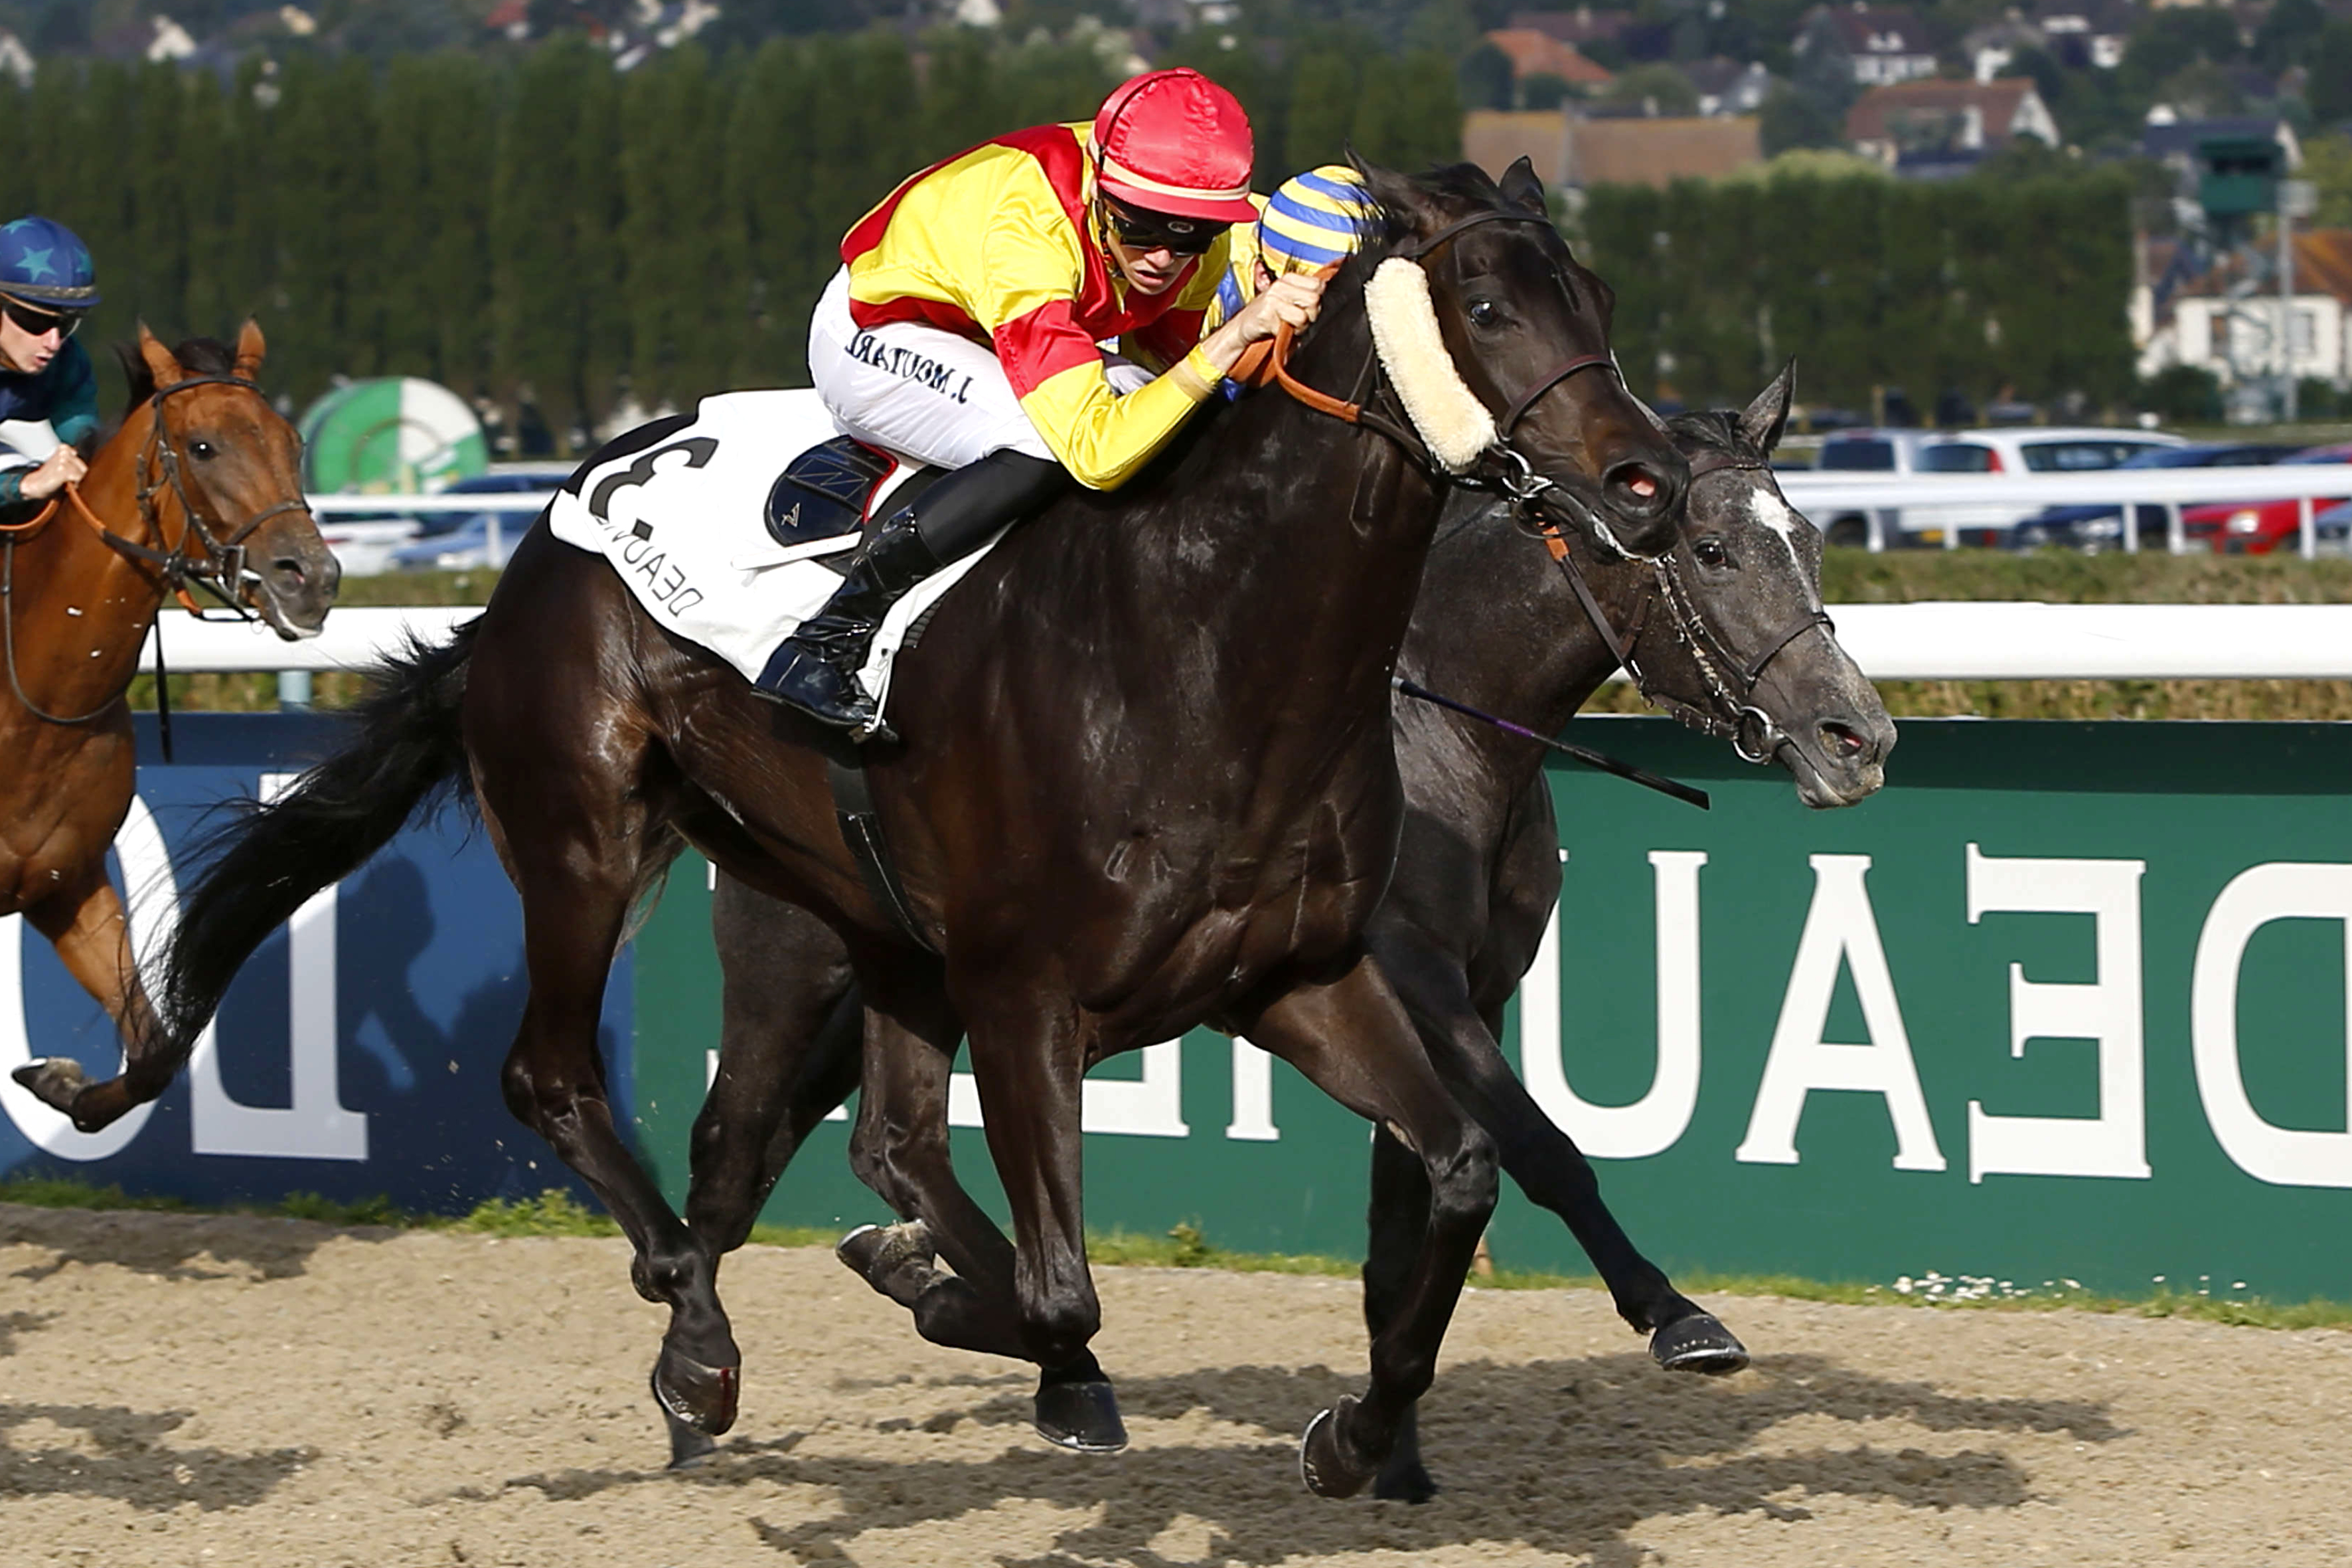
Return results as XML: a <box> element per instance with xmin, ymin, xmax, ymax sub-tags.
<box><xmin>1462</xmin><ymin>110</ymin><xmax>1761</xmax><ymax>191</ymax></box>
<box><xmin>2134</xmin><ymin>232</ymin><xmax>2352</xmax><ymax>396</ymax></box>
<box><xmin>1684</xmin><ymin>57</ymin><xmax>1772</xmax><ymax>118</ymax></box>
<box><xmin>2037</xmin><ymin>3</ymin><xmax>2132</xmax><ymax>70</ymax></box>
<box><xmin>1845</xmin><ymin>78</ymin><xmax>2059</xmax><ymax>175</ymax></box>
<box><xmin>1794</xmin><ymin>3</ymin><xmax>1940</xmax><ymax>90</ymax></box>
<box><xmin>1482</xmin><ymin>27</ymin><xmax>1614</xmax><ymax>94</ymax></box>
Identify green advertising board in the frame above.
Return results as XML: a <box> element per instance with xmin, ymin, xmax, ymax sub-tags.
<box><xmin>628</xmin><ymin>718</ymin><xmax>2352</xmax><ymax>1303</ymax></box>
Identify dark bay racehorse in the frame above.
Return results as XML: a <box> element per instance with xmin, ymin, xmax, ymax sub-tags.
<box><xmin>7</xmin><ymin>324</ymin><xmax>335</xmax><ymax>1131</ymax></box>
<box><xmin>682</xmin><ymin>368</ymin><xmax>1894</xmax><ymax>1499</ymax></box>
<box><xmin>125</xmin><ymin>160</ymin><xmax>1691</xmax><ymax>1497</ymax></box>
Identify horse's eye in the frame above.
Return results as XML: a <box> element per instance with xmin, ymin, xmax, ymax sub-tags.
<box><xmin>1693</xmin><ymin>537</ymin><xmax>1729</xmax><ymax>568</ymax></box>
<box><xmin>1466</xmin><ymin>299</ymin><xmax>1500</xmax><ymax>329</ymax></box>
<box><xmin>191</xmin><ymin>441</ymin><xmax>217</xmax><ymax>461</ymax></box>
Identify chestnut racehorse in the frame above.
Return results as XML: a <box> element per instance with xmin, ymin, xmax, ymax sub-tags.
<box><xmin>7</xmin><ymin>323</ymin><xmax>337</xmax><ymax>1133</ymax></box>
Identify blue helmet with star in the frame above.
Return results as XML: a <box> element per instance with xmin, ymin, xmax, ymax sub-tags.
<box><xmin>0</xmin><ymin>215</ymin><xmax>100</xmax><ymax>309</ymax></box>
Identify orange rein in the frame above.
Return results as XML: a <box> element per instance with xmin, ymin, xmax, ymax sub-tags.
<box><xmin>1</xmin><ymin>480</ymin><xmax>210</xmax><ymax>613</ymax></box>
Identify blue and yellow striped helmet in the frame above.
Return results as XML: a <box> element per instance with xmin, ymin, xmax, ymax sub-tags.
<box><xmin>1205</xmin><ymin>166</ymin><xmax>1376</xmax><ymax>378</ymax></box>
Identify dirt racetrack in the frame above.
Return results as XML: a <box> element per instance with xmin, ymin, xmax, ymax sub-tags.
<box><xmin>2</xmin><ymin>1204</ymin><xmax>2347</xmax><ymax>1567</ymax></box>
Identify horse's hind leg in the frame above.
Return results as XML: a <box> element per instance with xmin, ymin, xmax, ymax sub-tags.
<box><xmin>1235</xmin><ymin>951</ymin><xmax>1498</xmax><ymax>1499</ymax></box>
<box><xmin>1377</xmin><ymin>926</ymin><xmax>1745</xmax><ymax>1338</ymax></box>
<box><xmin>846</xmin><ymin>953</ymin><xmax>1125</xmax><ymax>1451</ymax></box>
<box><xmin>469</xmin><ymin>704</ymin><xmax>733</xmax><ymax>1468</ymax></box>
<box><xmin>12</xmin><ymin>860</ymin><xmax>165</xmax><ymax>1133</ymax></box>
<box><xmin>684</xmin><ymin>879</ymin><xmax>862</xmax><ymax>1257</ymax></box>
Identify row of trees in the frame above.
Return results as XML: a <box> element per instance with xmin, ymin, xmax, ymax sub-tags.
<box><xmin>1577</xmin><ymin>169</ymin><xmax>2137</xmax><ymax>415</ymax></box>
<box><xmin>0</xmin><ymin>30</ymin><xmax>1463</xmax><ymax>439</ymax></box>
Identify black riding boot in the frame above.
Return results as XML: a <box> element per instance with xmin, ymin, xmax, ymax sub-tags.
<box><xmin>754</xmin><ymin>447</ymin><xmax>1067</xmax><ymax>739</ymax></box>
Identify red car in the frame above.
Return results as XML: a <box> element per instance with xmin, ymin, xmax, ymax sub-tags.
<box><xmin>2181</xmin><ymin>444</ymin><xmax>2352</xmax><ymax>554</ymax></box>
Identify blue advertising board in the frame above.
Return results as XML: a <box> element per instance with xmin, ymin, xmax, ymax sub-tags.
<box><xmin>0</xmin><ymin>714</ymin><xmax>631</xmax><ymax>1212</ymax></box>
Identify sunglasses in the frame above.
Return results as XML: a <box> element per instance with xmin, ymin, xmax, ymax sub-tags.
<box><xmin>1101</xmin><ymin>199</ymin><xmax>1226</xmax><ymax>258</ymax></box>
<box><xmin>1</xmin><ymin>297</ymin><xmax>84</xmax><ymax>341</ymax></box>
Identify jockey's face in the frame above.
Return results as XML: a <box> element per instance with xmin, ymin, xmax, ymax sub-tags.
<box><xmin>1099</xmin><ymin>198</ymin><xmax>1223</xmax><ymax>298</ymax></box>
<box><xmin>0</xmin><ymin>296</ymin><xmax>70</xmax><ymax>374</ymax></box>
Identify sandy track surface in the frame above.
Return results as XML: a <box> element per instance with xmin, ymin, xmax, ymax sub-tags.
<box><xmin>1</xmin><ymin>1204</ymin><xmax>2347</xmax><ymax>1567</ymax></box>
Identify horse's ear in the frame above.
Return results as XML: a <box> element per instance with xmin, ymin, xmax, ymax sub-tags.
<box><xmin>234</xmin><ymin>317</ymin><xmax>266</xmax><ymax>382</ymax></box>
<box><xmin>1497</xmin><ymin>156</ymin><xmax>1547</xmax><ymax>216</ymax></box>
<box><xmin>1740</xmin><ymin>359</ymin><xmax>1796</xmax><ymax>456</ymax></box>
<box><xmin>1350</xmin><ymin>154</ymin><xmax>1447</xmax><ymax>239</ymax></box>
<box><xmin>136</xmin><ymin>322</ymin><xmax>181</xmax><ymax>389</ymax></box>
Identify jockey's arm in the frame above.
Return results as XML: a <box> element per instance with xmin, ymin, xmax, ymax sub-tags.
<box><xmin>982</xmin><ymin>212</ymin><xmax>1223</xmax><ymax>491</ymax></box>
<box><xmin>0</xmin><ymin>341</ymin><xmax>96</xmax><ymax>505</ymax></box>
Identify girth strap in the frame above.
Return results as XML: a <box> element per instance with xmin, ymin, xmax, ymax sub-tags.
<box><xmin>826</xmin><ymin>754</ymin><xmax>939</xmax><ymax>955</ymax></box>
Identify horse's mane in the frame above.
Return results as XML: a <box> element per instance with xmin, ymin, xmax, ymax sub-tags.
<box><xmin>1133</xmin><ymin>161</ymin><xmax>1520</xmax><ymax>492</ymax></box>
<box><xmin>113</xmin><ymin>336</ymin><xmax>241</xmax><ymax>422</ymax></box>
<box><xmin>1664</xmin><ymin>408</ymin><xmax>1765</xmax><ymax>469</ymax></box>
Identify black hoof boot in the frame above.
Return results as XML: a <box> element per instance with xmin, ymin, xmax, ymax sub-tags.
<box><xmin>1299</xmin><ymin>1396</ymin><xmax>1379</xmax><ymax>1499</ymax></box>
<box><xmin>1033</xmin><ymin>1366</ymin><xmax>1127</xmax><ymax>1453</ymax></box>
<box><xmin>651</xmin><ymin>1348</ymin><xmax>739</xmax><ymax>1469</ymax></box>
<box><xmin>1650</xmin><ymin>1311</ymin><xmax>1749</xmax><ymax>1375</ymax></box>
<box><xmin>1371</xmin><ymin>1405</ymin><xmax>1437</xmax><ymax>1503</ymax></box>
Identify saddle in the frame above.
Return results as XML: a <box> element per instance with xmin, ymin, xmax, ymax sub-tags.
<box><xmin>765</xmin><ymin>436</ymin><xmax>943</xmax><ymax>574</ymax></box>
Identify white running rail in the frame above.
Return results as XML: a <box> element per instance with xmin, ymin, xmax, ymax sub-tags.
<box><xmin>155</xmin><ymin>601</ymin><xmax>2352</xmax><ymax>683</ymax></box>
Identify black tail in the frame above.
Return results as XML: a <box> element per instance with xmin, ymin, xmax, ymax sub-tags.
<box><xmin>157</xmin><ymin>621</ymin><xmax>481</xmax><ymax>1054</ymax></box>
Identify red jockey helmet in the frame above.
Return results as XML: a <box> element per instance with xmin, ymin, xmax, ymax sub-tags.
<box><xmin>1089</xmin><ymin>68</ymin><xmax>1259</xmax><ymax>226</ymax></box>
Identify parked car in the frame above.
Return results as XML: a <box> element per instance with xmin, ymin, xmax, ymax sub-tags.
<box><xmin>2179</xmin><ymin>444</ymin><xmax>2352</xmax><ymax>554</ymax></box>
<box><xmin>2009</xmin><ymin>443</ymin><xmax>2304</xmax><ymax>551</ymax></box>
<box><xmin>320</xmin><ymin>467</ymin><xmax>569</xmax><ymax>576</ymax></box>
<box><xmin>382</xmin><ymin>467</ymin><xmax>569</xmax><ymax>573</ymax></box>
<box><xmin>1810</xmin><ymin>427</ymin><xmax>2188</xmax><ymax>547</ymax></box>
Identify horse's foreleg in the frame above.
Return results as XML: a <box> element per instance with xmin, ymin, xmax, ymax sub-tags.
<box><xmin>1381</xmin><ymin>925</ymin><xmax>1747</xmax><ymax>1373</ymax></box>
<box><xmin>12</xmin><ymin>861</ymin><xmax>167</xmax><ymax>1133</ymax></box>
<box><xmin>477</xmin><ymin>769</ymin><xmax>733</xmax><ymax>1470</ymax></box>
<box><xmin>684</xmin><ymin>878</ymin><xmax>862</xmax><ymax>1256</ymax></box>
<box><xmin>1237</xmin><ymin>951</ymin><xmax>1499</xmax><ymax>1500</ymax></box>
<box><xmin>951</xmin><ymin>977</ymin><xmax>1125</xmax><ymax>1450</ymax></box>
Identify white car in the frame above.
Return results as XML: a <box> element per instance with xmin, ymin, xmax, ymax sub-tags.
<box><xmin>1808</xmin><ymin>427</ymin><xmax>2189</xmax><ymax>547</ymax></box>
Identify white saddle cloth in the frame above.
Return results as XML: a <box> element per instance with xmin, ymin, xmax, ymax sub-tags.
<box><xmin>544</xmin><ymin>388</ymin><xmax>1004</xmax><ymax>718</ymax></box>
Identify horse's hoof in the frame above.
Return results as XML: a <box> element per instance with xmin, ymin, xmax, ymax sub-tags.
<box><xmin>1650</xmin><ymin>1312</ymin><xmax>1749</xmax><ymax>1375</ymax></box>
<box><xmin>836</xmin><ymin>1220</ymin><xmax>937</xmax><ymax>1305</ymax></box>
<box><xmin>1032</xmin><ymin>1378</ymin><xmax>1127</xmax><ymax>1454</ymax></box>
<box><xmin>12</xmin><ymin>1057</ymin><xmax>88</xmax><ymax>1118</ymax></box>
<box><xmin>651</xmin><ymin>1351</ymin><xmax>739</xmax><ymax>1442</ymax></box>
<box><xmin>1299</xmin><ymin>1397</ymin><xmax>1375</xmax><ymax>1499</ymax></box>
<box><xmin>664</xmin><ymin>1406</ymin><xmax>718</xmax><ymax>1469</ymax></box>
<box><xmin>1373</xmin><ymin>1455</ymin><xmax>1439</xmax><ymax>1505</ymax></box>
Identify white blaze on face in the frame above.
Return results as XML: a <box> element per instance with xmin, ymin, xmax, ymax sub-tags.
<box><xmin>1743</xmin><ymin>481</ymin><xmax>1811</xmax><ymax>583</ymax></box>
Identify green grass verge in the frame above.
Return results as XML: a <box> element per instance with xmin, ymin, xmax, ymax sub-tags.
<box><xmin>9</xmin><ymin>1174</ymin><xmax>2341</xmax><ymax>1334</ymax></box>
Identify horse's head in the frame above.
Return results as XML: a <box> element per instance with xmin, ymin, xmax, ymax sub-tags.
<box><xmin>1630</xmin><ymin>364</ymin><xmax>1893</xmax><ymax>808</ymax></box>
<box><xmin>123</xmin><ymin>321</ymin><xmax>337</xmax><ymax>639</ymax></box>
<box><xmin>1352</xmin><ymin>157</ymin><xmax>1687</xmax><ymax>559</ymax></box>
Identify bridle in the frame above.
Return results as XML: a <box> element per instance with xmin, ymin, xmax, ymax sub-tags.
<box><xmin>1557</xmin><ymin>444</ymin><xmax>1834</xmax><ymax>765</ymax></box>
<box><xmin>1</xmin><ymin>371</ymin><xmax>307</xmax><ymax>726</ymax></box>
<box><xmin>1249</xmin><ymin>208</ymin><xmax>1827</xmax><ymax>766</ymax></box>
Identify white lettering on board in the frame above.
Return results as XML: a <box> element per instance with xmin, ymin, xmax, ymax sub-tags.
<box><xmin>1964</xmin><ymin>844</ymin><xmax>2150</xmax><ymax>1184</ymax></box>
<box><xmin>189</xmin><ymin>773</ymin><xmax>367</xmax><ymax>1161</ymax></box>
<box><xmin>948</xmin><ymin>1039</ymin><xmax>1190</xmax><ymax>1137</ymax></box>
<box><xmin>1522</xmin><ymin>849</ymin><xmax>1707</xmax><ymax>1158</ymax></box>
<box><xmin>1737</xmin><ymin>853</ymin><xmax>1945</xmax><ymax>1170</ymax></box>
<box><xmin>2191</xmin><ymin>862</ymin><xmax>2352</xmax><ymax>1188</ymax></box>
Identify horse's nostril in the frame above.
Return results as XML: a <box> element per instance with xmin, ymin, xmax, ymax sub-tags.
<box><xmin>272</xmin><ymin>558</ymin><xmax>306</xmax><ymax>584</ymax></box>
<box><xmin>1820</xmin><ymin>721</ymin><xmax>1868</xmax><ymax>760</ymax></box>
<box><xmin>1605</xmin><ymin>462</ymin><xmax>1668</xmax><ymax>510</ymax></box>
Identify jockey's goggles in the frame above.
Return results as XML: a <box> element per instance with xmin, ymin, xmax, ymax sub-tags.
<box><xmin>1100</xmin><ymin>197</ymin><xmax>1227</xmax><ymax>258</ymax></box>
<box><xmin>1</xmin><ymin>295</ymin><xmax>85</xmax><ymax>341</ymax></box>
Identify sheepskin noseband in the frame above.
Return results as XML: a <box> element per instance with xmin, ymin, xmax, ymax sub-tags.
<box><xmin>1364</xmin><ymin>258</ymin><xmax>1496</xmax><ymax>474</ymax></box>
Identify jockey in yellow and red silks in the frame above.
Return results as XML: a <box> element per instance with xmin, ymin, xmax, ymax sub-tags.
<box><xmin>757</xmin><ymin>68</ymin><xmax>1328</xmax><ymax>737</ymax></box>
